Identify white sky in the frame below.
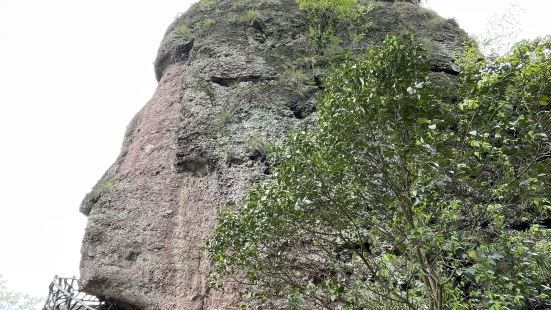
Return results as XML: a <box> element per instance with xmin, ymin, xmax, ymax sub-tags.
<box><xmin>0</xmin><ymin>0</ymin><xmax>549</xmax><ymax>301</ymax></box>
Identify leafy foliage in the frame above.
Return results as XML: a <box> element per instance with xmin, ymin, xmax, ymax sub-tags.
<box><xmin>0</xmin><ymin>275</ymin><xmax>43</xmax><ymax>310</ymax></box>
<box><xmin>208</xmin><ymin>35</ymin><xmax>551</xmax><ymax>309</ymax></box>
<box><xmin>235</xmin><ymin>9</ymin><xmax>262</xmax><ymax>24</ymax></box>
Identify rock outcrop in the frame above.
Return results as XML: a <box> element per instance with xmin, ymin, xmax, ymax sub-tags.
<box><xmin>79</xmin><ymin>0</ymin><xmax>467</xmax><ymax>309</ymax></box>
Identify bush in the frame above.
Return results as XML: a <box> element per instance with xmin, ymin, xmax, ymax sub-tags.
<box><xmin>295</xmin><ymin>0</ymin><xmax>363</xmax><ymax>53</ymax></box>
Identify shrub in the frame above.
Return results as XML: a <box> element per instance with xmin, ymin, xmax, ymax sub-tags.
<box><xmin>296</xmin><ymin>0</ymin><xmax>363</xmax><ymax>53</ymax></box>
<box><xmin>208</xmin><ymin>35</ymin><xmax>551</xmax><ymax>309</ymax></box>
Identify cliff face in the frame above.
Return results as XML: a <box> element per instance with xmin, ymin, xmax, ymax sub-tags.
<box><xmin>79</xmin><ymin>1</ymin><xmax>467</xmax><ymax>309</ymax></box>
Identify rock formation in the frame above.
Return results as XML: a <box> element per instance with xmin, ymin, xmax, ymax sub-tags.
<box><xmin>79</xmin><ymin>0</ymin><xmax>467</xmax><ymax>309</ymax></box>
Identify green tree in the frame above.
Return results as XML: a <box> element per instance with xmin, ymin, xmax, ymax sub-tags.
<box><xmin>0</xmin><ymin>275</ymin><xmax>43</xmax><ymax>310</ymax></box>
<box><xmin>208</xmin><ymin>36</ymin><xmax>551</xmax><ymax>309</ymax></box>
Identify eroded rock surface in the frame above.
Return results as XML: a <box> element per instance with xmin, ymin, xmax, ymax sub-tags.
<box><xmin>79</xmin><ymin>1</ymin><xmax>468</xmax><ymax>309</ymax></box>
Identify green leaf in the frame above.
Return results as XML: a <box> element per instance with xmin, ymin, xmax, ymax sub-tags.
<box><xmin>539</xmin><ymin>95</ymin><xmax>549</xmax><ymax>106</ymax></box>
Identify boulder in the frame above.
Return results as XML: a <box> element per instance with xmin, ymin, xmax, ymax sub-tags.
<box><xmin>79</xmin><ymin>1</ymin><xmax>468</xmax><ymax>308</ymax></box>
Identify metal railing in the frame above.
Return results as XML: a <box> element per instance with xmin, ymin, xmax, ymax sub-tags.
<box><xmin>43</xmin><ymin>276</ymin><xmax>108</xmax><ymax>310</ymax></box>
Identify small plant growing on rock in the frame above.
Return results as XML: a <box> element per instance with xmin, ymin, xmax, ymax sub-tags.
<box><xmin>196</xmin><ymin>0</ymin><xmax>215</xmax><ymax>11</ymax></box>
<box><xmin>196</xmin><ymin>18</ymin><xmax>215</xmax><ymax>32</ymax></box>
<box><xmin>175</xmin><ymin>24</ymin><xmax>192</xmax><ymax>40</ymax></box>
<box><xmin>295</xmin><ymin>0</ymin><xmax>363</xmax><ymax>53</ymax></box>
<box><xmin>236</xmin><ymin>9</ymin><xmax>261</xmax><ymax>24</ymax></box>
<box><xmin>246</xmin><ymin>135</ymin><xmax>266</xmax><ymax>161</ymax></box>
<box><xmin>280</xmin><ymin>66</ymin><xmax>309</xmax><ymax>86</ymax></box>
<box><xmin>217</xmin><ymin>102</ymin><xmax>239</xmax><ymax>125</ymax></box>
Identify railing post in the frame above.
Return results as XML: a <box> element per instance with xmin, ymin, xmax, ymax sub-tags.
<box><xmin>43</xmin><ymin>276</ymin><xmax>106</xmax><ymax>310</ymax></box>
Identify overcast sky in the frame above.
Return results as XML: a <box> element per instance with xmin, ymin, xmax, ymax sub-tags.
<box><xmin>0</xmin><ymin>0</ymin><xmax>549</xmax><ymax>301</ymax></box>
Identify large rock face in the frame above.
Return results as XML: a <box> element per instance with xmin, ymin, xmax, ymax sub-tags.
<box><xmin>79</xmin><ymin>0</ymin><xmax>467</xmax><ymax>309</ymax></box>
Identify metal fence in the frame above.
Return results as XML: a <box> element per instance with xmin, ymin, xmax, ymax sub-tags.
<box><xmin>43</xmin><ymin>276</ymin><xmax>107</xmax><ymax>310</ymax></box>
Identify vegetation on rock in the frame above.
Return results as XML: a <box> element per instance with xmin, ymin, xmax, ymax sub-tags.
<box><xmin>208</xmin><ymin>35</ymin><xmax>551</xmax><ymax>309</ymax></box>
<box><xmin>296</xmin><ymin>0</ymin><xmax>363</xmax><ymax>52</ymax></box>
